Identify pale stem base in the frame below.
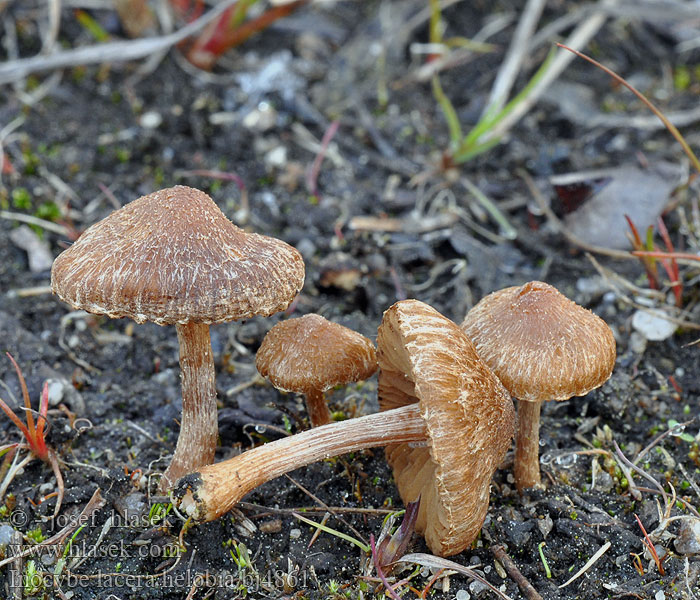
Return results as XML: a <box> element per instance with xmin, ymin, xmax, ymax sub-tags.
<box><xmin>160</xmin><ymin>322</ymin><xmax>218</xmax><ymax>491</ymax></box>
<box><xmin>514</xmin><ymin>400</ymin><xmax>542</xmax><ymax>492</ymax></box>
<box><xmin>174</xmin><ymin>403</ymin><xmax>427</xmax><ymax>521</ymax></box>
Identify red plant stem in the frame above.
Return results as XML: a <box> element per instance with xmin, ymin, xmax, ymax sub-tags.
<box><xmin>634</xmin><ymin>513</ymin><xmax>665</xmax><ymax>575</ymax></box>
<box><xmin>625</xmin><ymin>215</ymin><xmax>659</xmax><ymax>289</ymax></box>
<box><xmin>307</xmin><ymin>119</ymin><xmax>341</xmax><ymax>198</ymax></box>
<box><xmin>187</xmin><ymin>0</ymin><xmax>308</xmax><ymax>70</ymax></box>
<box><xmin>631</xmin><ymin>251</ymin><xmax>700</xmax><ymax>261</ymax></box>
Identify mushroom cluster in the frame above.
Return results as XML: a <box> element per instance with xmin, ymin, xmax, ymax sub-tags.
<box><xmin>51</xmin><ymin>186</ymin><xmax>305</xmax><ymax>490</ymax></box>
<box><xmin>172</xmin><ymin>299</ymin><xmax>514</xmax><ymax>557</ymax></box>
<box><xmin>50</xmin><ymin>185</ymin><xmax>617</xmax><ymax>558</ymax></box>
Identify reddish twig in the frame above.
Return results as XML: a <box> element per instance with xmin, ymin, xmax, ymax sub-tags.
<box><xmin>306</xmin><ymin>119</ymin><xmax>341</xmax><ymax>200</ymax></box>
<box><xmin>634</xmin><ymin>513</ymin><xmax>665</xmax><ymax>575</ymax></box>
<box><xmin>491</xmin><ymin>545</ymin><xmax>543</xmax><ymax>600</ymax></box>
<box><xmin>186</xmin><ymin>0</ymin><xmax>309</xmax><ymax>70</ymax></box>
<box><xmin>370</xmin><ymin>534</ymin><xmax>403</xmax><ymax>600</ymax></box>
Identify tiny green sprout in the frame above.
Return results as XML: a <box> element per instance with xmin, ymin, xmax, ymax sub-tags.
<box><xmin>682</xmin><ymin>480</ymin><xmax>691</xmax><ymax>490</ymax></box>
<box><xmin>148</xmin><ymin>502</ymin><xmax>173</xmax><ymax>525</ymax></box>
<box><xmin>674</xmin><ymin>66</ymin><xmax>691</xmax><ymax>91</ymax></box>
<box><xmin>12</xmin><ymin>187</ymin><xmax>32</xmax><ymax>210</ymax></box>
<box><xmin>538</xmin><ymin>542</ymin><xmax>552</xmax><ymax>578</ymax></box>
<box><xmin>620</xmin><ymin>477</ymin><xmax>629</xmax><ymax>490</ymax></box>
<box><xmin>115</xmin><ymin>148</ymin><xmax>131</xmax><ymax>163</ymax></box>
<box><xmin>372</xmin><ymin>476</ymin><xmax>381</xmax><ymax>486</ymax></box>
<box><xmin>282</xmin><ymin>414</ymin><xmax>292</xmax><ymax>433</ymax></box>
<box><xmin>26</xmin><ymin>526</ymin><xmax>45</xmax><ymax>544</ymax></box>
<box><xmin>570</xmin><ymin>511</ymin><xmax>578</xmax><ymax>521</ymax></box>
<box><xmin>684</xmin><ymin>405</ymin><xmax>691</xmax><ymax>415</ymax></box>
<box><xmin>115</xmin><ymin>562</ymin><xmax>122</xmax><ymax>572</ymax></box>
<box><xmin>35</xmin><ymin>201</ymin><xmax>61</xmax><ymax>222</ymax></box>
<box><xmin>24</xmin><ymin>560</ymin><xmax>44</xmax><ymax>596</ymax></box>
<box><xmin>0</xmin><ymin>504</ymin><xmax>8</xmax><ymax>518</ymax></box>
<box><xmin>592</xmin><ymin>438</ymin><xmax>603</xmax><ymax>449</ymax></box>
<box><xmin>327</xmin><ymin>580</ymin><xmax>341</xmax><ymax>594</ymax></box>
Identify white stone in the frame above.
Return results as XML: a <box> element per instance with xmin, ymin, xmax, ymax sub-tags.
<box><xmin>631</xmin><ymin>308</ymin><xmax>676</xmax><ymax>341</ymax></box>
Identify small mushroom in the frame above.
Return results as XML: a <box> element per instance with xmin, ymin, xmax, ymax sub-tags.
<box><xmin>171</xmin><ymin>300</ymin><xmax>514</xmax><ymax>557</ymax></box>
<box><xmin>51</xmin><ymin>186</ymin><xmax>305</xmax><ymax>490</ymax></box>
<box><xmin>461</xmin><ymin>281</ymin><xmax>616</xmax><ymax>492</ymax></box>
<box><xmin>255</xmin><ymin>314</ymin><xmax>378</xmax><ymax>427</ymax></box>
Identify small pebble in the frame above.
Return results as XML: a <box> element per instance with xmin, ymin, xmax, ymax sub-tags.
<box><xmin>289</xmin><ymin>528</ymin><xmax>301</xmax><ymax>540</ymax></box>
<box><xmin>259</xmin><ymin>519</ymin><xmax>282</xmax><ymax>534</ymax></box>
<box><xmin>139</xmin><ymin>111</ymin><xmax>162</xmax><ymax>129</ymax></box>
<box><xmin>265</xmin><ymin>146</ymin><xmax>287</xmax><ymax>168</ymax></box>
<box><xmin>469</xmin><ymin>579</ymin><xmax>489</xmax><ymax>596</ymax></box>
<box><xmin>455</xmin><ymin>590</ymin><xmax>470</xmax><ymax>600</ymax></box>
<box><xmin>674</xmin><ymin>519</ymin><xmax>700</xmax><ymax>555</ymax></box>
<box><xmin>0</xmin><ymin>524</ymin><xmax>15</xmax><ymax>549</ymax></box>
<box><xmin>631</xmin><ymin>308</ymin><xmax>676</xmax><ymax>341</ymax></box>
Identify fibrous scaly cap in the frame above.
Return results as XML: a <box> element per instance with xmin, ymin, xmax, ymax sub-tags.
<box><xmin>461</xmin><ymin>281</ymin><xmax>616</xmax><ymax>403</ymax></box>
<box><xmin>256</xmin><ymin>314</ymin><xmax>377</xmax><ymax>394</ymax></box>
<box><xmin>377</xmin><ymin>299</ymin><xmax>514</xmax><ymax>557</ymax></box>
<box><xmin>51</xmin><ymin>186</ymin><xmax>305</xmax><ymax>325</ymax></box>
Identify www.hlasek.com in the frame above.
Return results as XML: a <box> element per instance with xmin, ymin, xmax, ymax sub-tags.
<box><xmin>11</xmin><ymin>567</ymin><xmax>312</xmax><ymax>592</ymax></box>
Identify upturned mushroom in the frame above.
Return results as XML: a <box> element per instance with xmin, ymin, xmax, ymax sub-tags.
<box><xmin>255</xmin><ymin>314</ymin><xmax>378</xmax><ymax>427</ymax></box>
<box><xmin>171</xmin><ymin>299</ymin><xmax>514</xmax><ymax>557</ymax></box>
<box><xmin>50</xmin><ymin>185</ymin><xmax>305</xmax><ymax>490</ymax></box>
<box><xmin>461</xmin><ymin>281</ymin><xmax>616</xmax><ymax>492</ymax></box>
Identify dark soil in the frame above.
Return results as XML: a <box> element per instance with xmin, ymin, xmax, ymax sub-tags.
<box><xmin>1</xmin><ymin>1</ymin><xmax>700</xmax><ymax>599</ymax></box>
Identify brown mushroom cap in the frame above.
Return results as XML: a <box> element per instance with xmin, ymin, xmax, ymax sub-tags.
<box><xmin>460</xmin><ymin>281</ymin><xmax>616</xmax><ymax>403</ymax></box>
<box><xmin>51</xmin><ymin>185</ymin><xmax>305</xmax><ymax>325</ymax></box>
<box><xmin>377</xmin><ymin>299</ymin><xmax>514</xmax><ymax>557</ymax></box>
<box><xmin>255</xmin><ymin>314</ymin><xmax>377</xmax><ymax>394</ymax></box>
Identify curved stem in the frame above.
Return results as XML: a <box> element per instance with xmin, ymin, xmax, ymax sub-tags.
<box><xmin>514</xmin><ymin>400</ymin><xmax>542</xmax><ymax>492</ymax></box>
<box><xmin>172</xmin><ymin>403</ymin><xmax>427</xmax><ymax>522</ymax></box>
<box><xmin>160</xmin><ymin>322</ymin><xmax>218</xmax><ymax>491</ymax></box>
<box><xmin>305</xmin><ymin>388</ymin><xmax>332</xmax><ymax>427</ymax></box>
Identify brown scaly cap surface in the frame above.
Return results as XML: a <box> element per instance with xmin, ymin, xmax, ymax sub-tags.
<box><xmin>51</xmin><ymin>186</ymin><xmax>305</xmax><ymax>325</ymax></box>
<box><xmin>377</xmin><ymin>299</ymin><xmax>514</xmax><ymax>557</ymax></box>
<box><xmin>256</xmin><ymin>314</ymin><xmax>377</xmax><ymax>394</ymax></box>
<box><xmin>461</xmin><ymin>281</ymin><xmax>616</xmax><ymax>403</ymax></box>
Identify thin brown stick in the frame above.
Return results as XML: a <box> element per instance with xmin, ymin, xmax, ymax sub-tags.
<box><xmin>491</xmin><ymin>545</ymin><xmax>543</xmax><ymax>600</ymax></box>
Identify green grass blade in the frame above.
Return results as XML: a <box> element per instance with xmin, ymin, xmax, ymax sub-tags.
<box><xmin>461</xmin><ymin>177</ymin><xmax>517</xmax><ymax>239</ymax></box>
<box><xmin>432</xmin><ymin>75</ymin><xmax>463</xmax><ymax>149</ymax></box>
<box><xmin>292</xmin><ymin>512</ymin><xmax>370</xmax><ymax>553</ymax></box>
<box><xmin>459</xmin><ymin>47</ymin><xmax>557</xmax><ymax>156</ymax></box>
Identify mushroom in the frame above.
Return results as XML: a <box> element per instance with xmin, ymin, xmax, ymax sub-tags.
<box><xmin>171</xmin><ymin>299</ymin><xmax>514</xmax><ymax>557</ymax></box>
<box><xmin>50</xmin><ymin>185</ymin><xmax>305</xmax><ymax>490</ymax></box>
<box><xmin>461</xmin><ymin>281</ymin><xmax>616</xmax><ymax>492</ymax></box>
<box><xmin>255</xmin><ymin>314</ymin><xmax>377</xmax><ymax>427</ymax></box>
<box><xmin>376</xmin><ymin>299</ymin><xmax>515</xmax><ymax>556</ymax></box>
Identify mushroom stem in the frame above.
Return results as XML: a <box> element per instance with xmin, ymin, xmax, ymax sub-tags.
<box><xmin>172</xmin><ymin>403</ymin><xmax>427</xmax><ymax>522</ymax></box>
<box><xmin>160</xmin><ymin>322</ymin><xmax>218</xmax><ymax>491</ymax></box>
<box><xmin>305</xmin><ymin>388</ymin><xmax>332</xmax><ymax>427</ymax></box>
<box><xmin>514</xmin><ymin>400</ymin><xmax>542</xmax><ymax>492</ymax></box>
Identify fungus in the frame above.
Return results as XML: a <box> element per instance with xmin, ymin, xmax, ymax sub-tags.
<box><xmin>50</xmin><ymin>185</ymin><xmax>305</xmax><ymax>490</ymax></box>
<box><xmin>461</xmin><ymin>281</ymin><xmax>616</xmax><ymax>492</ymax></box>
<box><xmin>255</xmin><ymin>314</ymin><xmax>377</xmax><ymax>427</ymax></box>
<box><xmin>172</xmin><ymin>299</ymin><xmax>514</xmax><ymax>557</ymax></box>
